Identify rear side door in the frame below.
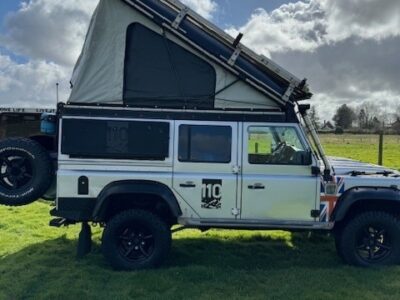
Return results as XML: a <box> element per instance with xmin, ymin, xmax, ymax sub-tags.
<box><xmin>172</xmin><ymin>121</ymin><xmax>239</xmax><ymax>219</ymax></box>
<box><xmin>241</xmin><ymin>123</ymin><xmax>319</xmax><ymax>221</ymax></box>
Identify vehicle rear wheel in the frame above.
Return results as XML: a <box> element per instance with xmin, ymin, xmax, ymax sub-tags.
<box><xmin>0</xmin><ymin>138</ymin><xmax>53</xmax><ymax>206</ymax></box>
<box><xmin>102</xmin><ymin>209</ymin><xmax>171</xmax><ymax>271</ymax></box>
<box><xmin>337</xmin><ymin>211</ymin><xmax>400</xmax><ymax>267</ymax></box>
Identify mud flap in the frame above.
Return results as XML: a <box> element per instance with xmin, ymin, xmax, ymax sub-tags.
<box><xmin>76</xmin><ymin>222</ymin><xmax>92</xmax><ymax>259</ymax></box>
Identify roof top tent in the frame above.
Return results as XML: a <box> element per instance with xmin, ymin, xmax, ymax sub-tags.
<box><xmin>69</xmin><ymin>0</ymin><xmax>312</xmax><ymax>112</ymax></box>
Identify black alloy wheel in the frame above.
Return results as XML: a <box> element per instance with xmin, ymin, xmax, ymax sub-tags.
<box><xmin>102</xmin><ymin>209</ymin><xmax>171</xmax><ymax>270</ymax></box>
<box><xmin>0</xmin><ymin>155</ymin><xmax>34</xmax><ymax>191</ymax></box>
<box><xmin>118</xmin><ymin>224</ymin><xmax>155</xmax><ymax>262</ymax></box>
<box><xmin>355</xmin><ymin>225</ymin><xmax>392</xmax><ymax>263</ymax></box>
<box><xmin>337</xmin><ymin>211</ymin><xmax>400</xmax><ymax>267</ymax></box>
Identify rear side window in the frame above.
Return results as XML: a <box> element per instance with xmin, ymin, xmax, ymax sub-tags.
<box><xmin>178</xmin><ymin>125</ymin><xmax>232</xmax><ymax>163</ymax></box>
<box><xmin>62</xmin><ymin>119</ymin><xmax>170</xmax><ymax>161</ymax></box>
<box><xmin>124</xmin><ymin>23</ymin><xmax>216</xmax><ymax>109</ymax></box>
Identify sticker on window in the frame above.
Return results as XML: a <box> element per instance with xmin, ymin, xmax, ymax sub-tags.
<box><xmin>248</xmin><ymin>132</ymin><xmax>272</xmax><ymax>155</ymax></box>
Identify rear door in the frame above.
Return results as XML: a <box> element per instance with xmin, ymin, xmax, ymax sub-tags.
<box><xmin>173</xmin><ymin>121</ymin><xmax>239</xmax><ymax>219</ymax></box>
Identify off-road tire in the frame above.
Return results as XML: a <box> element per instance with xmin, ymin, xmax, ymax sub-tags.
<box><xmin>337</xmin><ymin>211</ymin><xmax>400</xmax><ymax>267</ymax></box>
<box><xmin>0</xmin><ymin>138</ymin><xmax>53</xmax><ymax>206</ymax></box>
<box><xmin>102</xmin><ymin>209</ymin><xmax>171</xmax><ymax>271</ymax></box>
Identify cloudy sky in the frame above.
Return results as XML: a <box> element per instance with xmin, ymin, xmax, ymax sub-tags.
<box><xmin>0</xmin><ymin>0</ymin><xmax>399</xmax><ymax>120</ymax></box>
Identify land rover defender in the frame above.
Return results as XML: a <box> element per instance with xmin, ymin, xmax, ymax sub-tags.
<box><xmin>0</xmin><ymin>0</ymin><xmax>399</xmax><ymax>270</ymax></box>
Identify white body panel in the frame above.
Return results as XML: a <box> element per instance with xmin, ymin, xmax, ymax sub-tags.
<box><xmin>57</xmin><ymin>117</ymin><xmax>201</xmax><ymax>219</ymax></box>
<box><xmin>57</xmin><ymin>115</ymin><xmax>325</xmax><ymax>225</ymax></box>
<box><xmin>56</xmin><ymin>111</ymin><xmax>400</xmax><ymax>228</ymax></box>
<box><xmin>240</xmin><ymin>123</ymin><xmax>319</xmax><ymax>221</ymax></box>
<box><xmin>172</xmin><ymin>121</ymin><xmax>239</xmax><ymax>219</ymax></box>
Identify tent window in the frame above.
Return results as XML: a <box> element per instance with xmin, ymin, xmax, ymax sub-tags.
<box><xmin>124</xmin><ymin>23</ymin><xmax>216</xmax><ymax>109</ymax></box>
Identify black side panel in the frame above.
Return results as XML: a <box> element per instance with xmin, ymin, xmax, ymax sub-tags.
<box><xmin>52</xmin><ymin>198</ymin><xmax>97</xmax><ymax>221</ymax></box>
<box><xmin>61</xmin><ymin>119</ymin><xmax>169</xmax><ymax>160</ymax></box>
<box><xmin>124</xmin><ymin>23</ymin><xmax>216</xmax><ymax>109</ymax></box>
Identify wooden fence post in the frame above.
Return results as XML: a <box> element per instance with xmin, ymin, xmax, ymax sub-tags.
<box><xmin>378</xmin><ymin>132</ymin><xmax>384</xmax><ymax>166</ymax></box>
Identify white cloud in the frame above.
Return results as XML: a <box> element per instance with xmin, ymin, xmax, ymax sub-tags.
<box><xmin>226</xmin><ymin>1</ymin><xmax>326</xmax><ymax>57</ymax></box>
<box><xmin>227</xmin><ymin>0</ymin><xmax>400</xmax><ymax>55</ymax></box>
<box><xmin>0</xmin><ymin>0</ymin><xmax>98</xmax><ymax>107</ymax></box>
<box><xmin>0</xmin><ymin>0</ymin><xmax>219</xmax><ymax>108</ymax></box>
<box><xmin>0</xmin><ymin>55</ymin><xmax>14</xmax><ymax>91</ymax></box>
<box><xmin>0</xmin><ymin>53</ymin><xmax>70</xmax><ymax>107</ymax></box>
<box><xmin>1</xmin><ymin>0</ymin><xmax>98</xmax><ymax>67</ymax></box>
<box><xmin>180</xmin><ymin>0</ymin><xmax>218</xmax><ymax>20</ymax></box>
<box><xmin>226</xmin><ymin>0</ymin><xmax>400</xmax><ymax>118</ymax></box>
<box><xmin>321</xmin><ymin>0</ymin><xmax>400</xmax><ymax>41</ymax></box>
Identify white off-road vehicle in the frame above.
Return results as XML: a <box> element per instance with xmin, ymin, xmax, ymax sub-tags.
<box><xmin>0</xmin><ymin>0</ymin><xmax>399</xmax><ymax>270</ymax></box>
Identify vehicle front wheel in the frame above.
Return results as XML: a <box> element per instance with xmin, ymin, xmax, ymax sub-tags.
<box><xmin>337</xmin><ymin>211</ymin><xmax>400</xmax><ymax>267</ymax></box>
<box><xmin>102</xmin><ymin>209</ymin><xmax>171</xmax><ymax>271</ymax></box>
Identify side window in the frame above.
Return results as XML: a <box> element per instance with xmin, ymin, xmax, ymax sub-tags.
<box><xmin>179</xmin><ymin>125</ymin><xmax>232</xmax><ymax>163</ymax></box>
<box><xmin>248</xmin><ymin>126</ymin><xmax>307</xmax><ymax>165</ymax></box>
<box><xmin>62</xmin><ymin>119</ymin><xmax>170</xmax><ymax>160</ymax></box>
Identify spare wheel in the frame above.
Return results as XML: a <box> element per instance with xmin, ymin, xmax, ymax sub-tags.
<box><xmin>0</xmin><ymin>138</ymin><xmax>54</xmax><ymax>206</ymax></box>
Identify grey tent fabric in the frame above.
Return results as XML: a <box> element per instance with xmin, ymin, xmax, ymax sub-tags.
<box><xmin>68</xmin><ymin>0</ymin><xmax>283</xmax><ymax>110</ymax></box>
<box><xmin>124</xmin><ymin>23</ymin><xmax>216</xmax><ymax>109</ymax></box>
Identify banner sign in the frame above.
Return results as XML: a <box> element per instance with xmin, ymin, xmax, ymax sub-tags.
<box><xmin>0</xmin><ymin>108</ymin><xmax>56</xmax><ymax>114</ymax></box>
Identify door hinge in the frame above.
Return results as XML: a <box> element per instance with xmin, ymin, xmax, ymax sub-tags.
<box><xmin>311</xmin><ymin>210</ymin><xmax>320</xmax><ymax>218</ymax></box>
<box><xmin>232</xmin><ymin>208</ymin><xmax>240</xmax><ymax>216</ymax></box>
<box><xmin>232</xmin><ymin>165</ymin><xmax>241</xmax><ymax>174</ymax></box>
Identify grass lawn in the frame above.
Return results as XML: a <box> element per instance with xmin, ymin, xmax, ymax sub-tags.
<box><xmin>0</xmin><ymin>134</ymin><xmax>399</xmax><ymax>299</ymax></box>
<box><xmin>320</xmin><ymin>134</ymin><xmax>400</xmax><ymax>171</ymax></box>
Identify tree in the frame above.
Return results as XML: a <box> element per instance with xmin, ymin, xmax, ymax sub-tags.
<box><xmin>358</xmin><ymin>109</ymin><xmax>367</xmax><ymax>129</ymax></box>
<box><xmin>309</xmin><ymin>106</ymin><xmax>320</xmax><ymax>129</ymax></box>
<box><xmin>392</xmin><ymin>117</ymin><xmax>400</xmax><ymax>134</ymax></box>
<box><xmin>357</xmin><ymin>101</ymin><xmax>380</xmax><ymax>129</ymax></box>
<box><xmin>333</xmin><ymin>104</ymin><xmax>356</xmax><ymax>129</ymax></box>
<box><xmin>395</xmin><ymin>105</ymin><xmax>400</xmax><ymax>121</ymax></box>
<box><xmin>371</xmin><ymin>116</ymin><xmax>382</xmax><ymax>131</ymax></box>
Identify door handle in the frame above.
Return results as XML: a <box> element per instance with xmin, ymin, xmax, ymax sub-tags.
<box><xmin>248</xmin><ymin>183</ymin><xmax>265</xmax><ymax>190</ymax></box>
<box><xmin>180</xmin><ymin>182</ymin><xmax>196</xmax><ymax>188</ymax></box>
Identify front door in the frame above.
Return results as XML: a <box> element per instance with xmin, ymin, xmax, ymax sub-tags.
<box><xmin>173</xmin><ymin>121</ymin><xmax>239</xmax><ymax>219</ymax></box>
<box><xmin>241</xmin><ymin>123</ymin><xmax>319</xmax><ymax>221</ymax></box>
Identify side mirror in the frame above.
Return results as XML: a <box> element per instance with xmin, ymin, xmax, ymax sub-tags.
<box><xmin>302</xmin><ymin>150</ymin><xmax>313</xmax><ymax>165</ymax></box>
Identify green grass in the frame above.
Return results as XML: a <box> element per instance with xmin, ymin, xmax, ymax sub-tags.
<box><xmin>0</xmin><ymin>134</ymin><xmax>399</xmax><ymax>299</ymax></box>
<box><xmin>320</xmin><ymin>134</ymin><xmax>400</xmax><ymax>170</ymax></box>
